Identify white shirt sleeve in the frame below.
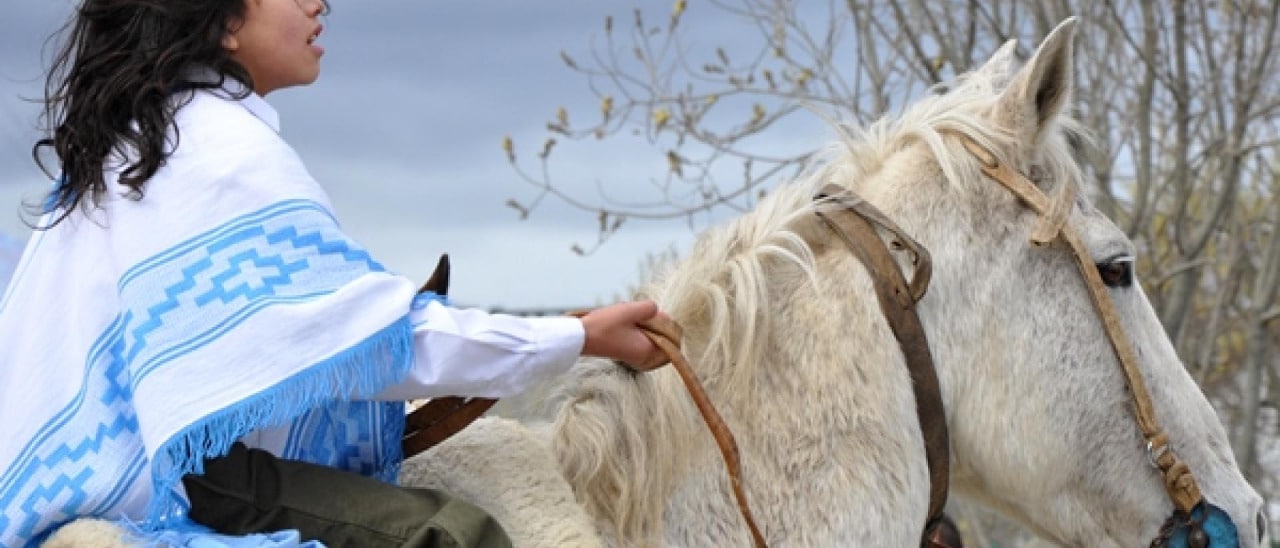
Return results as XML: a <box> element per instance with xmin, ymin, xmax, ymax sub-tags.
<box><xmin>373</xmin><ymin>300</ymin><xmax>585</xmax><ymax>400</ymax></box>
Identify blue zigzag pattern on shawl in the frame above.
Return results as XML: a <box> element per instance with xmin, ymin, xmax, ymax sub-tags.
<box><xmin>115</xmin><ymin>198</ymin><xmax>404</xmax><ymax>527</ymax></box>
<box><xmin>10</xmin><ymin>416</ymin><xmax>132</xmax><ymax>540</ymax></box>
<box><xmin>0</xmin><ymin>318</ymin><xmax>145</xmax><ymax>544</ymax></box>
<box><xmin>123</xmin><ymin>222</ymin><xmax>384</xmax><ymax>385</ymax></box>
<box><xmin>1</xmin><ymin>199</ymin><xmax>408</xmax><ymax>544</ymax></box>
<box><xmin>116</xmin><ymin>200</ymin><xmax>339</xmax><ymax>290</ymax></box>
<box><xmin>142</xmin><ymin>315</ymin><xmax>413</xmax><ymax>529</ymax></box>
<box><xmin>0</xmin><ymin>318</ymin><xmax>127</xmax><ymax>496</ymax></box>
<box><xmin>280</xmin><ymin>292</ymin><xmax>445</xmax><ymax>481</ymax></box>
<box><xmin>280</xmin><ymin>401</ymin><xmax>400</xmax><ymax>480</ymax></box>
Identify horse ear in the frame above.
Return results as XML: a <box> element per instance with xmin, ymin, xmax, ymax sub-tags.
<box><xmin>973</xmin><ymin>39</ymin><xmax>1020</xmax><ymax>86</ymax></box>
<box><xmin>995</xmin><ymin>17</ymin><xmax>1077</xmax><ymax>146</ymax></box>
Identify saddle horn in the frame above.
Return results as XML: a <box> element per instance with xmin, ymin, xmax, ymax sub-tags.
<box><xmin>419</xmin><ymin>254</ymin><xmax>451</xmax><ymax>295</ymax></box>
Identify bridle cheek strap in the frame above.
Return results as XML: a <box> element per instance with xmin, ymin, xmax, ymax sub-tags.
<box><xmin>959</xmin><ymin>137</ymin><xmax>1204</xmax><ymax>516</ymax></box>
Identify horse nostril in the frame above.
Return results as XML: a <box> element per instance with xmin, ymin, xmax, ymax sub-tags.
<box><xmin>1257</xmin><ymin>510</ymin><xmax>1267</xmax><ymax>542</ymax></box>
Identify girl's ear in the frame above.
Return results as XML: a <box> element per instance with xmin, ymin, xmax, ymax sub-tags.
<box><xmin>221</xmin><ymin>17</ymin><xmax>243</xmax><ymax>52</ymax></box>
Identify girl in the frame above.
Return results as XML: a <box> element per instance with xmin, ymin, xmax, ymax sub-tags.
<box><xmin>0</xmin><ymin>0</ymin><xmax>668</xmax><ymax>546</ymax></box>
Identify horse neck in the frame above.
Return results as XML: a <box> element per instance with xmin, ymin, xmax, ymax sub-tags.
<box><xmin>550</xmin><ymin>199</ymin><xmax>936</xmax><ymax>544</ymax></box>
<box><xmin>736</xmin><ymin>245</ymin><xmax>934</xmax><ymax>521</ymax></box>
<box><xmin>550</xmin><ymin>357</ymin><xmax>716</xmax><ymax>545</ymax></box>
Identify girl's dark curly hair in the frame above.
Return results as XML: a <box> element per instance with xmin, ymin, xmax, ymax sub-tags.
<box><xmin>33</xmin><ymin>0</ymin><xmax>253</xmax><ymax>227</ymax></box>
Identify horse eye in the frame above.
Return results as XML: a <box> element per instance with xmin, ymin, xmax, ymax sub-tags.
<box><xmin>1096</xmin><ymin>259</ymin><xmax>1133</xmax><ymax>288</ymax></box>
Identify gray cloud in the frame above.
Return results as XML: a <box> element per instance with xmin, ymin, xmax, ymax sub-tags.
<box><xmin>0</xmin><ymin>2</ymin><xmax>819</xmax><ymax>308</ymax></box>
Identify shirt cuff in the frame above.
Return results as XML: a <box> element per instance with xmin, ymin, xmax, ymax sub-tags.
<box><xmin>516</xmin><ymin>314</ymin><xmax>586</xmax><ymax>383</ymax></box>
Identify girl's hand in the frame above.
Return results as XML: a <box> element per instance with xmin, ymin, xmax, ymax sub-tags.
<box><xmin>578</xmin><ymin>300</ymin><xmax>671</xmax><ymax>371</ymax></box>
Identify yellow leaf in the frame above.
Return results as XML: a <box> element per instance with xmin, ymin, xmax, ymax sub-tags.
<box><xmin>653</xmin><ymin>108</ymin><xmax>671</xmax><ymax>130</ymax></box>
<box><xmin>501</xmin><ymin>135</ymin><xmax>514</xmax><ymax>162</ymax></box>
<box><xmin>673</xmin><ymin>0</ymin><xmax>686</xmax><ymax>17</ymax></box>
<box><xmin>796</xmin><ymin>68</ymin><xmax>812</xmax><ymax>87</ymax></box>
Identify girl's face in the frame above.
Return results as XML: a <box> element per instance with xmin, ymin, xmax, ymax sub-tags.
<box><xmin>223</xmin><ymin>0</ymin><xmax>329</xmax><ymax>96</ymax></box>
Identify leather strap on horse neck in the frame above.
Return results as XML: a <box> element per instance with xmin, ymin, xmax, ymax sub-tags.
<box><xmin>813</xmin><ymin>184</ymin><xmax>951</xmax><ymax>547</ymax></box>
<box><xmin>957</xmin><ymin>137</ymin><xmax>1204</xmax><ymax>516</ymax></box>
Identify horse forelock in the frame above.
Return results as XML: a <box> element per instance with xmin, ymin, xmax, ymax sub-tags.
<box><xmin>832</xmin><ymin>70</ymin><xmax>1091</xmax><ymax>208</ymax></box>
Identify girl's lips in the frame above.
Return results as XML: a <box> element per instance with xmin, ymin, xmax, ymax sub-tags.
<box><xmin>308</xmin><ymin>25</ymin><xmax>324</xmax><ymax>56</ymax></box>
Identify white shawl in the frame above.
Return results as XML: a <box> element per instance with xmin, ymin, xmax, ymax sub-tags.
<box><xmin>0</xmin><ymin>88</ymin><xmax>508</xmax><ymax>546</ymax></box>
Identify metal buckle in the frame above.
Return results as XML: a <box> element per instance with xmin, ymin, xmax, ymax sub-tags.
<box><xmin>1147</xmin><ymin>439</ymin><xmax>1170</xmax><ymax>469</ymax></box>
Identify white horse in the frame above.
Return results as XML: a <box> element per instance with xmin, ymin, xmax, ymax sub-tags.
<box><xmin>400</xmin><ymin>17</ymin><xmax>1263</xmax><ymax>548</ymax></box>
<box><xmin>46</xmin><ymin>17</ymin><xmax>1263</xmax><ymax>548</ymax></box>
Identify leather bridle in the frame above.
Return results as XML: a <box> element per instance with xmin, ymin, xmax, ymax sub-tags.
<box><xmin>810</xmin><ymin>132</ymin><xmax>1233</xmax><ymax>546</ymax></box>
<box><xmin>955</xmin><ymin>136</ymin><xmax>1225</xmax><ymax>547</ymax></box>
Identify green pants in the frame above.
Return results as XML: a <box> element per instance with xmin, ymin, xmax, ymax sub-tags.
<box><xmin>182</xmin><ymin>443</ymin><xmax>512</xmax><ymax>548</ymax></box>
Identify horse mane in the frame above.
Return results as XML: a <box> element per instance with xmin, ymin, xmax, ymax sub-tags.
<box><xmin>550</xmin><ymin>61</ymin><xmax>1089</xmax><ymax>545</ymax></box>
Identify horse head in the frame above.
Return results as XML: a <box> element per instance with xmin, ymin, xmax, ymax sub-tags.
<box><xmin>828</xmin><ymin>18</ymin><xmax>1264</xmax><ymax>546</ymax></box>
<box><xmin>547</xmin><ymin>17</ymin><xmax>1263</xmax><ymax>548</ymax></box>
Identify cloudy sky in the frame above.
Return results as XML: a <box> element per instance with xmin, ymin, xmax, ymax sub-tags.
<box><xmin>0</xmin><ymin>1</ymin><xmax>827</xmax><ymax>310</ymax></box>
